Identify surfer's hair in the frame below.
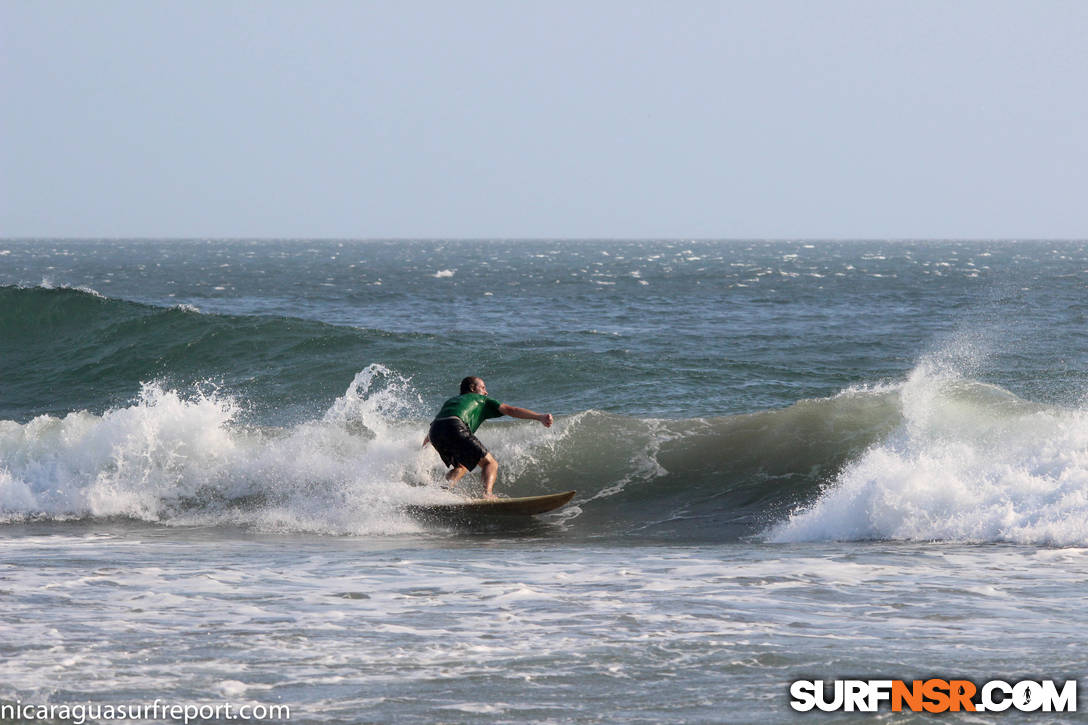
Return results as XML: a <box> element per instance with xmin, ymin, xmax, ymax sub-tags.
<box><xmin>460</xmin><ymin>376</ymin><xmax>482</xmax><ymax>394</ymax></box>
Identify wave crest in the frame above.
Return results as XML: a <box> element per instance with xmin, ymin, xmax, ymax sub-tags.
<box><xmin>769</xmin><ymin>363</ymin><xmax>1088</xmax><ymax>546</ymax></box>
<box><xmin>3</xmin><ymin>348</ymin><xmax>1084</xmax><ymax>545</ymax></box>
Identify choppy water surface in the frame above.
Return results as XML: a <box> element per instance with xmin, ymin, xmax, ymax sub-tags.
<box><xmin>2</xmin><ymin>239</ymin><xmax>1086</xmax><ymax>721</ymax></box>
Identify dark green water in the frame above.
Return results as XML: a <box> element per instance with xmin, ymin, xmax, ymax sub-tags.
<box><xmin>4</xmin><ymin>240</ymin><xmax>1085</xmax><ymax>424</ymax></box>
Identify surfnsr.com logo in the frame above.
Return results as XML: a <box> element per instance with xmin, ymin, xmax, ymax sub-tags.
<box><xmin>789</xmin><ymin>679</ymin><xmax>1078</xmax><ymax>713</ymax></box>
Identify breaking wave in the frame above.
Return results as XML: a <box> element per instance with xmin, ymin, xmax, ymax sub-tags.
<box><xmin>769</xmin><ymin>361</ymin><xmax>1088</xmax><ymax>546</ymax></box>
<box><xmin>3</xmin><ymin>352</ymin><xmax>1085</xmax><ymax>544</ymax></box>
<box><xmin>2</xmin><ymin>284</ymin><xmax>1084</xmax><ymax>543</ymax></box>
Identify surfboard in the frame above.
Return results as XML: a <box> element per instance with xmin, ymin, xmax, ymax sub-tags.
<box><xmin>407</xmin><ymin>490</ymin><xmax>576</xmax><ymax>520</ymax></box>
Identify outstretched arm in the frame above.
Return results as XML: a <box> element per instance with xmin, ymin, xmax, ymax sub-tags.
<box><xmin>498</xmin><ymin>403</ymin><xmax>553</xmax><ymax>428</ymax></box>
<box><xmin>421</xmin><ymin>434</ymin><xmax>431</xmax><ymax>448</ymax></box>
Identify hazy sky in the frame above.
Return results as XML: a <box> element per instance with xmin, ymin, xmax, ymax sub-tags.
<box><xmin>3</xmin><ymin>1</ymin><xmax>1086</xmax><ymax>238</ymax></box>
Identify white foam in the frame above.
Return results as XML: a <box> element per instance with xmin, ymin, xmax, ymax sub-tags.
<box><xmin>0</xmin><ymin>363</ymin><xmax>585</xmax><ymax>534</ymax></box>
<box><xmin>0</xmin><ymin>366</ymin><xmax>468</xmax><ymax>534</ymax></box>
<box><xmin>769</xmin><ymin>362</ymin><xmax>1088</xmax><ymax>546</ymax></box>
<box><xmin>34</xmin><ymin>278</ymin><xmax>105</xmax><ymax>297</ymax></box>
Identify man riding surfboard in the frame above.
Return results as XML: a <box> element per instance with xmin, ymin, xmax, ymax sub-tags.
<box><xmin>422</xmin><ymin>376</ymin><xmax>553</xmax><ymax>499</ymax></box>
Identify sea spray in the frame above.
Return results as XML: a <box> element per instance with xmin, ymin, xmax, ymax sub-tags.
<box><xmin>0</xmin><ymin>376</ymin><xmax>435</xmax><ymax>533</ymax></box>
<box><xmin>323</xmin><ymin>363</ymin><xmax>426</xmax><ymax>432</ymax></box>
<box><xmin>0</xmin><ymin>366</ymin><xmax>597</xmax><ymax>533</ymax></box>
<box><xmin>0</xmin><ymin>383</ymin><xmax>242</xmax><ymax>521</ymax></box>
<box><xmin>768</xmin><ymin>363</ymin><xmax>1088</xmax><ymax>546</ymax></box>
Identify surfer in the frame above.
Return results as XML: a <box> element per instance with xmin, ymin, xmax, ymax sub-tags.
<box><xmin>423</xmin><ymin>376</ymin><xmax>553</xmax><ymax>499</ymax></box>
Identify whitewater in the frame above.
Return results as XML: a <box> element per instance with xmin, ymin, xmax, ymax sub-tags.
<box><xmin>3</xmin><ymin>362</ymin><xmax>1087</xmax><ymax>550</ymax></box>
<box><xmin>2</xmin><ymin>239</ymin><xmax>1086</xmax><ymax>722</ymax></box>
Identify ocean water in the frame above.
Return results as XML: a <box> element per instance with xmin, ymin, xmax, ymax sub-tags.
<box><xmin>1</xmin><ymin>239</ymin><xmax>1086</xmax><ymax>722</ymax></box>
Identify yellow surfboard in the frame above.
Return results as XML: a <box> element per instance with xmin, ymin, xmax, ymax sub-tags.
<box><xmin>407</xmin><ymin>490</ymin><xmax>576</xmax><ymax>520</ymax></box>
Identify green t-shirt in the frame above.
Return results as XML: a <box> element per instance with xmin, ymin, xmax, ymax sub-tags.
<box><xmin>434</xmin><ymin>393</ymin><xmax>503</xmax><ymax>433</ymax></box>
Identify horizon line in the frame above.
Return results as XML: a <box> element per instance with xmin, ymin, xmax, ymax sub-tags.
<box><xmin>3</xmin><ymin>236</ymin><xmax>1086</xmax><ymax>243</ymax></box>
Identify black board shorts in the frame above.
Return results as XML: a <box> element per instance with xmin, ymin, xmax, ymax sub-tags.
<box><xmin>429</xmin><ymin>417</ymin><xmax>489</xmax><ymax>471</ymax></box>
